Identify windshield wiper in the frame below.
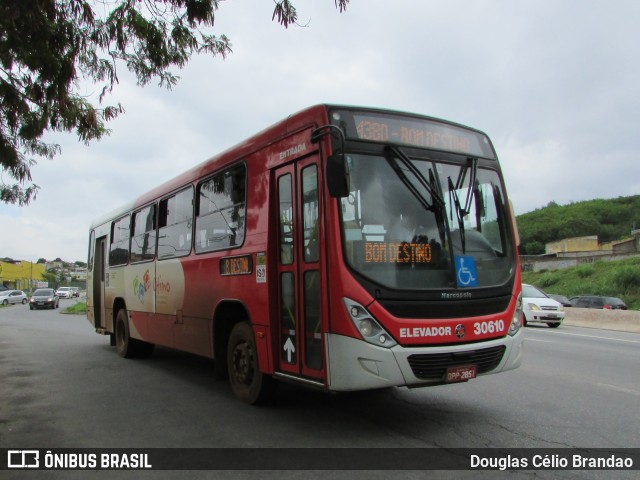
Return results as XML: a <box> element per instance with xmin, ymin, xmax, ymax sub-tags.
<box><xmin>454</xmin><ymin>157</ymin><xmax>478</xmax><ymax>215</ymax></box>
<box><xmin>448</xmin><ymin>177</ymin><xmax>467</xmax><ymax>253</ymax></box>
<box><xmin>384</xmin><ymin>145</ymin><xmax>445</xmax><ymax>212</ymax></box>
<box><xmin>448</xmin><ymin>157</ymin><xmax>478</xmax><ymax>254</ymax></box>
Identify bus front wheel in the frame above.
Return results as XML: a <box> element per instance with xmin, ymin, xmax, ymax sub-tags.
<box><xmin>227</xmin><ymin>322</ymin><xmax>274</xmax><ymax>405</ymax></box>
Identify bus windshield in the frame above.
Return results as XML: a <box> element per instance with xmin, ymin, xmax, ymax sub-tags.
<box><xmin>340</xmin><ymin>152</ymin><xmax>514</xmax><ymax>290</ymax></box>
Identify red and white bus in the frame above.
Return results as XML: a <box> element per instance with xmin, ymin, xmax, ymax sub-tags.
<box><xmin>86</xmin><ymin>104</ymin><xmax>523</xmax><ymax>404</ymax></box>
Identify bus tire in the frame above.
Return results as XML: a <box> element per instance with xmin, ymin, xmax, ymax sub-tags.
<box><xmin>115</xmin><ymin>309</ymin><xmax>134</xmax><ymax>358</ymax></box>
<box><xmin>115</xmin><ymin>308</ymin><xmax>155</xmax><ymax>358</ymax></box>
<box><xmin>227</xmin><ymin>322</ymin><xmax>274</xmax><ymax>405</ymax></box>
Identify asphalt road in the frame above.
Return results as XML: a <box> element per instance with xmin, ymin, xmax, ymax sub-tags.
<box><xmin>1</xmin><ymin>302</ymin><xmax>639</xmax><ymax>479</ymax></box>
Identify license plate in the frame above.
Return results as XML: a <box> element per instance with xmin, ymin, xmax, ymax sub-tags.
<box><xmin>446</xmin><ymin>365</ymin><xmax>477</xmax><ymax>383</ymax></box>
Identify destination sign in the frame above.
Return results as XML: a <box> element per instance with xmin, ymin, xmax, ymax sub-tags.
<box><xmin>331</xmin><ymin>109</ymin><xmax>495</xmax><ymax>159</ymax></box>
<box><xmin>220</xmin><ymin>255</ymin><xmax>253</xmax><ymax>276</ymax></box>
<box><xmin>364</xmin><ymin>241</ymin><xmax>432</xmax><ymax>265</ymax></box>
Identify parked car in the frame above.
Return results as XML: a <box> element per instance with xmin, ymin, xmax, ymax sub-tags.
<box><xmin>29</xmin><ymin>288</ymin><xmax>59</xmax><ymax>310</ymax></box>
<box><xmin>0</xmin><ymin>290</ymin><xmax>28</xmax><ymax>305</ymax></box>
<box><xmin>56</xmin><ymin>287</ymin><xmax>73</xmax><ymax>299</ymax></box>
<box><xmin>548</xmin><ymin>294</ymin><xmax>572</xmax><ymax>307</ymax></box>
<box><xmin>569</xmin><ymin>295</ymin><xmax>627</xmax><ymax>310</ymax></box>
<box><xmin>522</xmin><ymin>284</ymin><xmax>565</xmax><ymax>328</ymax></box>
<box><xmin>70</xmin><ymin>287</ymin><xmax>80</xmax><ymax>297</ymax></box>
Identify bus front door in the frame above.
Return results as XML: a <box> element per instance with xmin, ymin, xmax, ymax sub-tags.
<box><xmin>275</xmin><ymin>157</ymin><xmax>325</xmax><ymax>382</ymax></box>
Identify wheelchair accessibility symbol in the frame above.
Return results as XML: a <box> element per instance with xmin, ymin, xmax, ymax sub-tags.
<box><xmin>455</xmin><ymin>256</ymin><xmax>478</xmax><ymax>288</ymax></box>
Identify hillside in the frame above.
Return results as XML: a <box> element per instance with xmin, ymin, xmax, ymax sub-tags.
<box><xmin>521</xmin><ymin>257</ymin><xmax>640</xmax><ymax>310</ymax></box>
<box><xmin>516</xmin><ymin>196</ymin><xmax>640</xmax><ymax>255</ymax></box>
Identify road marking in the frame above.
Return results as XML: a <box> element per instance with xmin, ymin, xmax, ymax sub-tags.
<box><xmin>524</xmin><ymin>337</ymin><xmax>552</xmax><ymax>343</ymax></box>
<box><xmin>596</xmin><ymin>383</ymin><xmax>640</xmax><ymax>397</ymax></box>
<box><xmin>529</xmin><ymin>329</ymin><xmax>640</xmax><ymax>344</ymax></box>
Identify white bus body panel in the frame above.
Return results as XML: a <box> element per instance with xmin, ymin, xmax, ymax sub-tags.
<box><xmin>325</xmin><ymin>330</ymin><xmax>523</xmax><ymax>391</ymax></box>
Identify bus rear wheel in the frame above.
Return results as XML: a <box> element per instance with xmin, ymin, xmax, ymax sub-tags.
<box><xmin>115</xmin><ymin>309</ymin><xmax>133</xmax><ymax>358</ymax></box>
<box><xmin>115</xmin><ymin>309</ymin><xmax>154</xmax><ymax>358</ymax></box>
<box><xmin>227</xmin><ymin>322</ymin><xmax>274</xmax><ymax>405</ymax></box>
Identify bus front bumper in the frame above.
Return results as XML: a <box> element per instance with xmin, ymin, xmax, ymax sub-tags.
<box><xmin>325</xmin><ymin>330</ymin><xmax>524</xmax><ymax>392</ymax></box>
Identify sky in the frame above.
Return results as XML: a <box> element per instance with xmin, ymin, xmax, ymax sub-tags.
<box><xmin>1</xmin><ymin>0</ymin><xmax>639</xmax><ymax>263</ymax></box>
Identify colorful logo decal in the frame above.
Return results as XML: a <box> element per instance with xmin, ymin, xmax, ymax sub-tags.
<box><xmin>455</xmin><ymin>324</ymin><xmax>466</xmax><ymax>339</ymax></box>
<box><xmin>133</xmin><ymin>269</ymin><xmax>152</xmax><ymax>303</ymax></box>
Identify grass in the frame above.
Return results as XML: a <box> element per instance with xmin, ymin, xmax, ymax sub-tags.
<box><xmin>62</xmin><ymin>302</ymin><xmax>87</xmax><ymax>314</ymax></box>
<box><xmin>522</xmin><ymin>257</ymin><xmax>640</xmax><ymax>310</ymax></box>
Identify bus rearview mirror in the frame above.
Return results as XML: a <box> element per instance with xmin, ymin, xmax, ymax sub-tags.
<box><xmin>326</xmin><ymin>154</ymin><xmax>350</xmax><ymax>198</ymax></box>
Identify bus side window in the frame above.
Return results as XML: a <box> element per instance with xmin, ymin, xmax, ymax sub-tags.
<box><xmin>302</xmin><ymin>165</ymin><xmax>319</xmax><ymax>263</ymax></box>
<box><xmin>196</xmin><ymin>164</ymin><xmax>247</xmax><ymax>253</ymax></box>
<box><xmin>158</xmin><ymin>187</ymin><xmax>193</xmax><ymax>259</ymax></box>
<box><xmin>88</xmin><ymin>230</ymin><xmax>95</xmax><ymax>271</ymax></box>
<box><xmin>109</xmin><ymin>216</ymin><xmax>130</xmax><ymax>266</ymax></box>
<box><xmin>130</xmin><ymin>204</ymin><xmax>157</xmax><ymax>262</ymax></box>
<box><xmin>278</xmin><ymin>174</ymin><xmax>294</xmax><ymax>265</ymax></box>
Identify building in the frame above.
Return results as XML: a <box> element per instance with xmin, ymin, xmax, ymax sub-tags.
<box><xmin>522</xmin><ymin>232</ymin><xmax>640</xmax><ymax>273</ymax></box>
<box><xmin>0</xmin><ymin>259</ymin><xmax>47</xmax><ymax>291</ymax></box>
<box><xmin>545</xmin><ymin>235</ymin><xmax>600</xmax><ymax>254</ymax></box>
<box><xmin>609</xmin><ymin>230</ymin><xmax>640</xmax><ymax>254</ymax></box>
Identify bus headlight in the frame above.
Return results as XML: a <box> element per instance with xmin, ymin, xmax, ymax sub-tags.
<box><xmin>343</xmin><ymin>298</ymin><xmax>397</xmax><ymax>348</ymax></box>
<box><xmin>358</xmin><ymin>318</ymin><xmax>374</xmax><ymax>336</ymax></box>
<box><xmin>509</xmin><ymin>292</ymin><xmax>523</xmax><ymax>337</ymax></box>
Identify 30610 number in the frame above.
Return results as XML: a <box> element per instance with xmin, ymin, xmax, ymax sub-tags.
<box><xmin>473</xmin><ymin>320</ymin><xmax>505</xmax><ymax>335</ymax></box>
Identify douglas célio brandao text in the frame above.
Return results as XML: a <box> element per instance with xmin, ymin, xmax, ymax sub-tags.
<box><xmin>470</xmin><ymin>453</ymin><xmax>634</xmax><ymax>470</ymax></box>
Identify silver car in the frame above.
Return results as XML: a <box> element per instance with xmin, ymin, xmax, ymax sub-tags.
<box><xmin>56</xmin><ymin>287</ymin><xmax>73</xmax><ymax>299</ymax></box>
<box><xmin>0</xmin><ymin>290</ymin><xmax>28</xmax><ymax>305</ymax></box>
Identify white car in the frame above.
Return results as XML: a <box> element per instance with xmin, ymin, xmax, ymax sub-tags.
<box><xmin>56</xmin><ymin>287</ymin><xmax>73</xmax><ymax>299</ymax></box>
<box><xmin>522</xmin><ymin>284</ymin><xmax>565</xmax><ymax>328</ymax></box>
